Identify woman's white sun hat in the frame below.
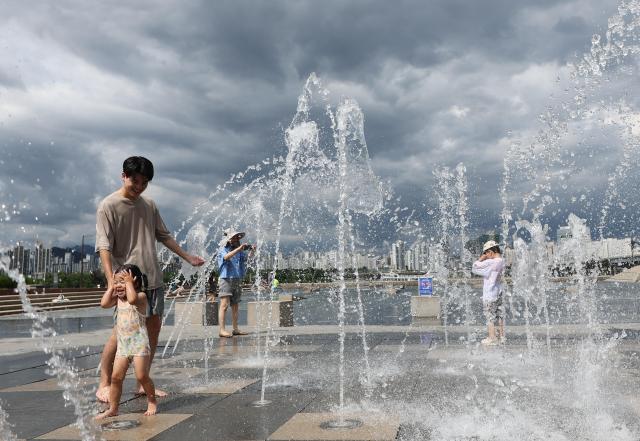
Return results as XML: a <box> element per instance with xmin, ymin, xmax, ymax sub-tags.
<box><xmin>218</xmin><ymin>228</ymin><xmax>245</xmax><ymax>248</ymax></box>
<box><xmin>482</xmin><ymin>240</ymin><xmax>499</xmax><ymax>253</ymax></box>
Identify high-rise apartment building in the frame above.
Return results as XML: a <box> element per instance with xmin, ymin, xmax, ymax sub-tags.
<box><xmin>8</xmin><ymin>243</ymin><xmax>30</xmax><ymax>274</ymax></box>
<box><xmin>390</xmin><ymin>240</ymin><xmax>405</xmax><ymax>270</ymax></box>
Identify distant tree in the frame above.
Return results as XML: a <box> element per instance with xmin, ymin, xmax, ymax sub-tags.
<box><xmin>163</xmin><ymin>271</ymin><xmax>178</xmax><ymax>285</ymax></box>
<box><xmin>57</xmin><ymin>272</ymin><xmax>95</xmax><ymax>288</ymax></box>
<box><xmin>465</xmin><ymin>233</ymin><xmax>500</xmax><ymax>256</ymax></box>
<box><xmin>0</xmin><ymin>271</ymin><xmax>17</xmax><ymax>289</ymax></box>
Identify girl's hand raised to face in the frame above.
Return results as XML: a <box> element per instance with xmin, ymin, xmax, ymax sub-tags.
<box><xmin>106</xmin><ymin>285</ymin><xmax>118</xmax><ymax>298</ymax></box>
<box><xmin>121</xmin><ymin>270</ymin><xmax>137</xmax><ymax>286</ymax></box>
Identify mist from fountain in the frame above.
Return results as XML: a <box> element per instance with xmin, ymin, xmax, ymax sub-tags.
<box><xmin>0</xmin><ymin>399</ymin><xmax>18</xmax><ymax>441</ymax></box>
<box><xmin>255</xmin><ymin>75</ymin><xmax>329</xmax><ymax>406</ymax></box>
<box><xmin>491</xmin><ymin>2</ymin><xmax>640</xmax><ymax>438</ymax></box>
<box><xmin>160</xmin><ymin>73</ymin><xmax>384</xmax><ymax>414</ymax></box>
<box><xmin>454</xmin><ymin>164</ymin><xmax>473</xmax><ymax>346</ymax></box>
<box><xmin>332</xmin><ymin>97</ymin><xmax>383</xmax><ymax>415</ymax></box>
<box><xmin>0</xmin><ymin>253</ymin><xmax>102</xmax><ymax>441</ymax></box>
<box><xmin>513</xmin><ymin>220</ymin><xmax>553</xmax><ymax>352</ymax></box>
<box><xmin>433</xmin><ymin>167</ymin><xmax>455</xmax><ymax>345</ymax></box>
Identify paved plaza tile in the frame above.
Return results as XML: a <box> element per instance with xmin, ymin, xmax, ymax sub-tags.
<box><xmin>36</xmin><ymin>413</ymin><xmax>191</xmax><ymax>440</ymax></box>
<box><xmin>150</xmin><ymin>390</ymin><xmax>316</xmax><ymax>441</ymax></box>
<box><xmin>267</xmin><ymin>412</ymin><xmax>400</xmax><ymax>441</ymax></box>
<box><xmin>0</xmin><ymin>376</ymin><xmax>98</xmax><ymax>392</ymax></box>
<box><xmin>0</xmin><ymin>391</ymin><xmax>81</xmax><ymax>440</ymax></box>
<box><xmin>182</xmin><ymin>378</ymin><xmax>259</xmax><ymax>394</ymax></box>
<box><xmin>1</xmin><ymin>326</ymin><xmax>640</xmax><ymax>440</ymax></box>
<box><xmin>150</xmin><ymin>366</ymin><xmax>206</xmax><ymax>378</ymax></box>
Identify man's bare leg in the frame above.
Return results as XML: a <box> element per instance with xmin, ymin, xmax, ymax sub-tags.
<box><xmin>135</xmin><ymin>315</ymin><xmax>167</xmax><ymax>397</ymax></box>
<box><xmin>218</xmin><ymin>297</ymin><xmax>232</xmax><ymax>337</ymax></box>
<box><xmin>96</xmin><ymin>329</ymin><xmax>117</xmax><ymax>402</ymax></box>
<box><xmin>499</xmin><ymin>319</ymin><xmax>506</xmax><ymax>341</ymax></box>
<box><xmin>488</xmin><ymin>323</ymin><xmax>496</xmax><ymax>340</ymax></box>
<box><xmin>231</xmin><ymin>303</ymin><xmax>247</xmax><ymax>335</ymax></box>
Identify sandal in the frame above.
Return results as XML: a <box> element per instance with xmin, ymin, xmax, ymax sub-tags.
<box><xmin>219</xmin><ymin>331</ymin><xmax>233</xmax><ymax>338</ymax></box>
<box><xmin>232</xmin><ymin>329</ymin><xmax>249</xmax><ymax>336</ymax></box>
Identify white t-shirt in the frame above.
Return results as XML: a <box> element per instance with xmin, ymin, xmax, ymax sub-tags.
<box><xmin>471</xmin><ymin>257</ymin><xmax>505</xmax><ymax>302</ymax></box>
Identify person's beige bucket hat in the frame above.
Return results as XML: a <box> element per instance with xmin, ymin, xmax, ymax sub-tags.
<box><xmin>218</xmin><ymin>228</ymin><xmax>245</xmax><ymax>247</ymax></box>
<box><xmin>482</xmin><ymin>240</ymin><xmax>499</xmax><ymax>253</ymax></box>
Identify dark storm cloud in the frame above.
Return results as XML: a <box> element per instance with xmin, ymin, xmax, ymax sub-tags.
<box><xmin>0</xmin><ymin>0</ymin><xmax>632</xmax><ymax>249</ymax></box>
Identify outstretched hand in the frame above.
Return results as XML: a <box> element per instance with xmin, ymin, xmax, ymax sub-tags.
<box><xmin>188</xmin><ymin>255</ymin><xmax>205</xmax><ymax>266</ymax></box>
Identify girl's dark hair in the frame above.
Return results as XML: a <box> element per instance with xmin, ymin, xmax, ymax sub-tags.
<box><xmin>123</xmin><ymin>156</ymin><xmax>154</xmax><ymax>181</ymax></box>
<box><xmin>115</xmin><ymin>264</ymin><xmax>148</xmax><ymax>292</ymax></box>
<box><xmin>488</xmin><ymin>245</ymin><xmax>501</xmax><ymax>254</ymax></box>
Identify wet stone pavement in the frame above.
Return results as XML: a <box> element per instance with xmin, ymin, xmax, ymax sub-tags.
<box><xmin>1</xmin><ymin>327</ymin><xmax>640</xmax><ymax>440</ymax></box>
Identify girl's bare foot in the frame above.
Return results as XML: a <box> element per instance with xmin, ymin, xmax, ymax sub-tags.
<box><xmin>144</xmin><ymin>401</ymin><xmax>157</xmax><ymax>416</ymax></box>
<box><xmin>95</xmin><ymin>386</ymin><xmax>110</xmax><ymax>403</ymax></box>
<box><xmin>95</xmin><ymin>408</ymin><xmax>118</xmax><ymax>420</ymax></box>
<box><xmin>135</xmin><ymin>386</ymin><xmax>167</xmax><ymax>397</ymax></box>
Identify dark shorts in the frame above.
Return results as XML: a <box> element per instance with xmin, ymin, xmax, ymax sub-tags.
<box><xmin>218</xmin><ymin>278</ymin><xmax>242</xmax><ymax>305</ymax></box>
<box><xmin>483</xmin><ymin>295</ymin><xmax>504</xmax><ymax>325</ymax></box>
<box><xmin>146</xmin><ymin>287</ymin><xmax>165</xmax><ymax>316</ymax></box>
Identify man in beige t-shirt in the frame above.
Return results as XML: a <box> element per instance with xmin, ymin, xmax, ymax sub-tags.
<box><xmin>95</xmin><ymin>156</ymin><xmax>204</xmax><ymax>402</ymax></box>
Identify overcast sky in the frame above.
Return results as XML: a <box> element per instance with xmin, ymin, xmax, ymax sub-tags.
<box><xmin>1</xmin><ymin>0</ymin><xmax>639</xmax><ymax>250</ymax></box>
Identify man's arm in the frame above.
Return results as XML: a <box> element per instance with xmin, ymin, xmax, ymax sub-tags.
<box><xmin>224</xmin><ymin>244</ymin><xmax>249</xmax><ymax>261</ymax></box>
<box><xmin>99</xmin><ymin>249</ymin><xmax>115</xmax><ymax>288</ymax></box>
<box><xmin>154</xmin><ymin>206</ymin><xmax>204</xmax><ymax>266</ymax></box>
<box><xmin>161</xmin><ymin>237</ymin><xmax>205</xmax><ymax>266</ymax></box>
<box><xmin>471</xmin><ymin>259</ymin><xmax>493</xmax><ymax>277</ymax></box>
<box><xmin>96</xmin><ymin>203</ymin><xmax>116</xmax><ymax>288</ymax></box>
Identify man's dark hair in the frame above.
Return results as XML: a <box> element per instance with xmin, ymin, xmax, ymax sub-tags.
<box><xmin>123</xmin><ymin>156</ymin><xmax>154</xmax><ymax>181</ymax></box>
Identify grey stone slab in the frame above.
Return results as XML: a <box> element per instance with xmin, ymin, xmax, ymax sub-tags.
<box><xmin>0</xmin><ymin>351</ymin><xmax>49</xmax><ymax>374</ymax></box>
<box><xmin>0</xmin><ymin>376</ymin><xmax>98</xmax><ymax>392</ymax></box>
<box><xmin>0</xmin><ymin>354</ymin><xmax>102</xmax><ymax>390</ymax></box>
<box><xmin>151</xmin><ymin>391</ymin><xmax>316</xmax><ymax>441</ymax></box>
<box><xmin>118</xmin><ymin>392</ymin><xmax>227</xmax><ymax>415</ymax></box>
<box><xmin>301</xmin><ymin>391</ymin><xmax>376</xmax><ymax>413</ymax></box>
<box><xmin>182</xmin><ymin>378</ymin><xmax>259</xmax><ymax>395</ymax></box>
<box><xmin>154</xmin><ymin>358</ymin><xmax>230</xmax><ymax>370</ymax></box>
<box><xmin>0</xmin><ymin>345</ymin><xmax>103</xmax><ymax>374</ymax></box>
<box><xmin>0</xmin><ymin>367</ymin><xmax>52</xmax><ymax>390</ymax></box>
<box><xmin>267</xmin><ymin>412</ymin><xmax>400</xmax><ymax>441</ymax></box>
<box><xmin>0</xmin><ymin>390</ymin><xmax>88</xmax><ymax>440</ymax></box>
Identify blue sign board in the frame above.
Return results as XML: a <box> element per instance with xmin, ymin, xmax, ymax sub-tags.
<box><xmin>418</xmin><ymin>277</ymin><xmax>433</xmax><ymax>296</ymax></box>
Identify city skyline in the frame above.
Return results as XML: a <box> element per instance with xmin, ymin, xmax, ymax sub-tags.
<box><xmin>7</xmin><ymin>221</ymin><xmax>639</xmax><ymax>278</ymax></box>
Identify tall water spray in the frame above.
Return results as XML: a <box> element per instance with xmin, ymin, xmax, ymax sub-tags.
<box><xmin>0</xmin><ymin>253</ymin><xmax>102</xmax><ymax>441</ymax></box>
<box><xmin>433</xmin><ymin>167</ymin><xmax>456</xmax><ymax>345</ymax></box>
<box><xmin>332</xmin><ymin>97</ymin><xmax>383</xmax><ymax>413</ymax></box>
<box><xmin>255</xmin><ymin>76</ymin><xmax>328</xmax><ymax>406</ymax></box>
<box><xmin>512</xmin><ymin>220</ymin><xmax>553</xmax><ymax>352</ymax></box>
<box><xmin>454</xmin><ymin>164</ymin><xmax>473</xmax><ymax>345</ymax></box>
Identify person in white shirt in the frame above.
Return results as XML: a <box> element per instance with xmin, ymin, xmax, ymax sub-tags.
<box><xmin>471</xmin><ymin>240</ymin><xmax>505</xmax><ymax>345</ymax></box>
